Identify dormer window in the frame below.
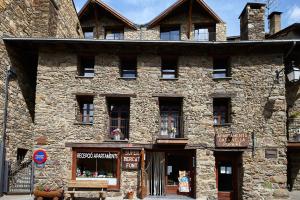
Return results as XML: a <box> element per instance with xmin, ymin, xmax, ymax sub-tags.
<box><xmin>83</xmin><ymin>27</ymin><xmax>94</xmax><ymax>39</ymax></box>
<box><xmin>105</xmin><ymin>28</ymin><xmax>124</xmax><ymax>40</ymax></box>
<box><xmin>194</xmin><ymin>24</ymin><xmax>216</xmax><ymax>41</ymax></box>
<box><xmin>160</xmin><ymin>26</ymin><xmax>180</xmax><ymax>41</ymax></box>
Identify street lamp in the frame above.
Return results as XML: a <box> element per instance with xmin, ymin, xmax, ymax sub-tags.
<box><xmin>287</xmin><ymin>61</ymin><xmax>300</xmax><ymax>83</ymax></box>
<box><xmin>276</xmin><ymin>61</ymin><xmax>300</xmax><ymax>83</ymax></box>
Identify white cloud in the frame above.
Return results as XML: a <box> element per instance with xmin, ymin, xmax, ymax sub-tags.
<box><xmin>288</xmin><ymin>5</ymin><xmax>300</xmax><ymax>24</ymax></box>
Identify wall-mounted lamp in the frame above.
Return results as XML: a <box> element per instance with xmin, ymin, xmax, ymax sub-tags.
<box><xmin>276</xmin><ymin>61</ymin><xmax>300</xmax><ymax>83</ymax></box>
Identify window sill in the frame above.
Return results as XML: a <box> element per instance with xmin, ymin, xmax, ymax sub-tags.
<box><xmin>118</xmin><ymin>77</ymin><xmax>136</xmax><ymax>80</ymax></box>
<box><xmin>213</xmin><ymin>123</ymin><xmax>232</xmax><ymax>127</ymax></box>
<box><xmin>212</xmin><ymin>77</ymin><xmax>232</xmax><ymax>81</ymax></box>
<box><xmin>160</xmin><ymin>78</ymin><xmax>179</xmax><ymax>81</ymax></box>
<box><xmin>75</xmin><ymin>76</ymin><xmax>94</xmax><ymax>79</ymax></box>
<box><xmin>104</xmin><ymin>140</ymin><xmax>129</xmax><ymax>143</ymax></box>
<box><xmin>74</xmin><ymin>122</ymin><xmax>93</xmax><ymax>126</ymax></box>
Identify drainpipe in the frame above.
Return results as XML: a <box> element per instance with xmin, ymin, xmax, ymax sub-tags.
<box><xmin>0</xmin><ymin>68</ymin><xmax>16</xmax><ymax>196</ymax></box>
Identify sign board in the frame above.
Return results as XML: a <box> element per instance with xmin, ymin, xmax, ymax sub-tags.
<box><xmin>33</xmin><ymin>149</ymin><xmax>47</xmax><ymax>164</ymax></box>
<box><xmin>77</xmin><ymin>152</ymin><xmax>118</xmax><ymax>159</ymax></box>
<box><xmin>215</xmin><ymin>133</ymin><xmax>249</xmax><ymax>148</ymax></box>
<box><xmin>122</xmin><ymin>150</ymin><xmax>140</xmax><ymax>170</ymax></box>
<box><xmin>178</xmin><ymin>170</ymin><xmax>190</xmax><ymax>193</ymax></box>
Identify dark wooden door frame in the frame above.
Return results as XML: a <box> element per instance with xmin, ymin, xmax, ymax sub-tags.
<box><xmin>215</xmin><ymin>152</ymin><xmax>242</xmax><ymax>200</ymax></box>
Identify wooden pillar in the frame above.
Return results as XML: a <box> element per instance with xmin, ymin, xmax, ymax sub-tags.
<box><xmin>187</xmin><ymin>0</ymin><xmax>193</xmax><ymax>39</ymax></box>
<box><xmin>140</xmin><ymin>148</ymin><xmax>146</xmax><ymax>199</ymax></box>
<box><xmin>93</xmin><ymin>1</ymin><xmax>100</xmax><ymax>38</ymax></box>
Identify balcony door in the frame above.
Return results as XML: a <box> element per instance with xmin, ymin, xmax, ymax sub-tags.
<box><xmin>159</xmin><ymin>98</ymin><xmax>182</xmax><ymax>138</ymax></box>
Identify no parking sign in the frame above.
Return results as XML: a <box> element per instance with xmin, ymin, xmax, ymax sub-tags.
<box><xmin>33</xmin><ymin>149</ymin><xmax>48</xmax><ymax>164</ymax></box>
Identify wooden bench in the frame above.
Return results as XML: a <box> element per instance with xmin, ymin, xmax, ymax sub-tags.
<box><xmin>65</xmin><ymin>180</ymin><xmax>108</xmax><ymax>200</ymax></box>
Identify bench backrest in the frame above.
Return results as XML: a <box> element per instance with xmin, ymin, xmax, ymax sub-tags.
<box><xmin>68</xmin><ymin>180</ymin><xmax>108</xmax><ymax>188</ymax></box>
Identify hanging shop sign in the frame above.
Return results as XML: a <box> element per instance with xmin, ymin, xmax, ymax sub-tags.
<box><xmin>215</xmin><ymin>133</ymin><xmax>249</xmax><ymax>148</ymax></box>
<box><xmin>122</xmin><ymin>150</ymin><xmax>140</xmax><ymax>170</ymax></box>
<box><xmin>33</xmin><ymin>149</ymin><xmax>48</xmax><ymax>164</ymax></box>
<box><xmin>77</xmin><ymin>152</ymin><xmax>118</xmax><ymax>159</ymax></box>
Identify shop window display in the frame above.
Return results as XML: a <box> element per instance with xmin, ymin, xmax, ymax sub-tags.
<box><xmin>76</xmin><ymin>152</ymin><xmax>119</xmax><ymax>186</ymax></box>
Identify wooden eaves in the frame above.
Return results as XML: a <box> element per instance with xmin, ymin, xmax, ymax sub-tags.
<box><xmin>78</xmin><ymin>0</ymin><xmax>137</xmax><ymax>30</ymax></box>
<box><xmin>147</xmin><ymin>0</ymin><xmax>224</xmax><ymax>29</ymax></box>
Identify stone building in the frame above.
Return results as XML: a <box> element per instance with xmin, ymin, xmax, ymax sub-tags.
<box><xmin>0</xmin><ymin>0</ymin><xmax>82</xmax><ymax>194</ymax></box>
<box><xmin>1</xmin><ymin>0</ymin><xmax>300</xmax><ymax>200</ymax></box>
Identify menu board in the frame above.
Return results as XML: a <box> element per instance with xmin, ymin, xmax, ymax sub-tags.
<box><xmin>122</xmin><ymin>150</ymin><xmax>140</xmax><ymax>170</ymax></box>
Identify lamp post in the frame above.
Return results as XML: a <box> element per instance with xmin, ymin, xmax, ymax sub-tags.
<box><xmin>0</xmin><ymin>69</ymin><xmax>16</xmax><ymax>195</ymax></box>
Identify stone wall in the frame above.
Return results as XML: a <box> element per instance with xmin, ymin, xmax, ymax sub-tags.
<box><xmin>0</xmin><ymin>0</ymin><xmax>82</xmax><ymax>166</ymax></box>
<box><xmin>216</xmin><ymin>23</ymin><xmax>227</xmax><ymax>41</ymax></box>
<box><xmin>33</xmin><ymin>49</ymin><xmax>288</xmax><ymax>199</ymax></box>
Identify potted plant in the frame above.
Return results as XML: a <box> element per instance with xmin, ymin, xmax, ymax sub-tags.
<box><xmin>33</xmin><ymin>184</ymin><xmax>63</xmax><ymax>200</ymax></box>
<box><xmin>111</xmin><ymin>128</ymin><xmax>122</xmax><ymax>140</ymax></box>
<box><xmin>127</xmin><ymin>189</ymin><xmax>134</xmax><ymax>199</ymax></box>
<box><xmin>168</xmin><ymin>127</ymin><xmax>177</xmax><ymax>138</ymax></box>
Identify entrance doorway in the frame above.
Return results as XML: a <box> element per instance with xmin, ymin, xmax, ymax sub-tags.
<box><xmin>215</xmin><ymin>152</ymin><xmax>242</xmax><ymax>200</ymax></box>
<box><xmin>146</xmin><ymin>150</ymin><xmax>195</xmax><ymax>197</ymax></box>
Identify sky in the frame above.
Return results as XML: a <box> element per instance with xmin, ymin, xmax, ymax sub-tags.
<box><xmin>74</xmin><ymin>0</ymin><xmax>300</xmax><ymax>36</ymax></box>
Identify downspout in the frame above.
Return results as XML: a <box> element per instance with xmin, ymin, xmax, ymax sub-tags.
<box><xmin>0</xmin><ymin>69</ymin><xmax>16</xmax><ymax>195</ymax></box>
<box><xmin>284</xmin><ymin>41</ymin><xmax>297</xmax><ymax>191</ymax></box>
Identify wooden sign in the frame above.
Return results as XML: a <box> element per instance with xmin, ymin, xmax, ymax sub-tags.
<box><xmin>215</xmin><ymin>133</ymin><xmax>249</xmax><ymax>148</ymax></box>
<box><xmin>122</xmin><ymin>150</ymin><xmax>140</xmax><ymax>170</ymax></box>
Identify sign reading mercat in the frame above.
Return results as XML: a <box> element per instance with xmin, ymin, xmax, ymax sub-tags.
<box><xmin>122</xmin><ymin>150</ymin><xmax>140</xmax><ymax>170</ymax></box>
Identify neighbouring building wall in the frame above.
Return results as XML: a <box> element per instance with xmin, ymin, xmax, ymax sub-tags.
<box><xmin>0</xmin><ymin>0</ymin><xmax>82</xmax><ymax>166</ymax></box>
<box><xmin>33</xmin><ymin>50</ymin><xmax>288</xmax><ymax>199</ymax></box>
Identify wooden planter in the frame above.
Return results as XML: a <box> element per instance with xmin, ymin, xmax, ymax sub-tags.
<box><xmin>33</xmin><ymin>188</ymin><xmax>63</xmax><ymax>200</ymax></box>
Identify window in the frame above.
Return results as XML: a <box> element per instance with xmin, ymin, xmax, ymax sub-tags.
<box><xmin>160</xmin><ymin>26</ymin><xmax>180</xmax><ymax>40</ymax></box>
<box><xmin>213</xmin><ymin>57</ymin><xmax>231</xmax><ymax>78</ymax></box>
<box><xmin>74</xmin><ymin>149</ymin><xmax>120</xmax><ymax>189</ymax></box>
<box><xmin>159</xmin><ymin>98</ymin><xmax>183</xmax><ymax>138</ymax></box>
<box><xmin>83</xmin><ymin>27</ymin><xmax>94</xmax><ymax>39</ymax></box>
<box><xmin>78</xmin><ymin>56</ymin><xmax>95</xmax><ymax>77</ymax></box>
<box><xmin>213</xmin><ymin>98</ymin><xmax>231</xmax><ymax>125</ymax></box>
<box><xmin>17</xmin><ymin>148</ymin><xmax>28</xmax><ymax>164</ymax></box>
<box><xmin>120</xmin><ymin>56</ymin><xmax>137</xmax><ymax>78</ymax></box>
<box><xmin>105</xmin><ymin>28</ymin><xmax>124</xmax><ymax>40</ymax></box>
<box><xmin>218</xmin><ymin>162</ymin><xmax>233</xmax><ymax>191</ymax></box>
<box><xmin>194</xmin><ymin>25</ymin><xmax>216</xmax><ymax>41</ymax></box>
<box><xmin>76</xmin><ymin>96</ymin><xmax>94</xmax><ymax>124</ymax></box>
<box><xmin>107</xmin><ymin>98</ymin><xmax>130</xmax><ymax>140</ymax></box>
<box><xmin>161</xmin><ymin>57</ymin><xmax>178</xmax><ymax>79</ymax></box>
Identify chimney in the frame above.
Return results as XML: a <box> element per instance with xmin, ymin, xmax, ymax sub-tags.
<box><xmin>239</xmin><ymin>3</ymin><xmax>266</xmax><ymax>40</ymax></box>
<box><xmin>268</xmin><ymin>12</ymin><xmax>282</xmax><ymax>35</ymax></box>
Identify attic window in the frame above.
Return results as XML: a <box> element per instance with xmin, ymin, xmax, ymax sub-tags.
<box><xmin>160</xmin><ymin>26</ymin><xmax>180</xmax><ymax>41</ymax></box>
<box><xmin>194</xmin><ymin>25</ymin><xmax>216</xmax><ymax>41</ymax></box>
<box><xmin>83</xmin><ymin>27</ymin><xmax>94</xmax><ymax>39</ymax></box>
<box><xmin>105</xmin><ymin>28</ymin><xmax>124</xmax><ymax>40</ymax></box>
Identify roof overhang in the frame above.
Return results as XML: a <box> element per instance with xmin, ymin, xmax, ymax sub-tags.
<box><xmin>3</xmin><ymin>37</ymin><xmax>300</xmax><ymax>56</ymax></box>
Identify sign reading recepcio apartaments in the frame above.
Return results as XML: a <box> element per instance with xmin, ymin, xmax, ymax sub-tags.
<box><xmin>77</xmin><ymin>152</ymin><xmax>118</xmax><ymax>159</ymax></box>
